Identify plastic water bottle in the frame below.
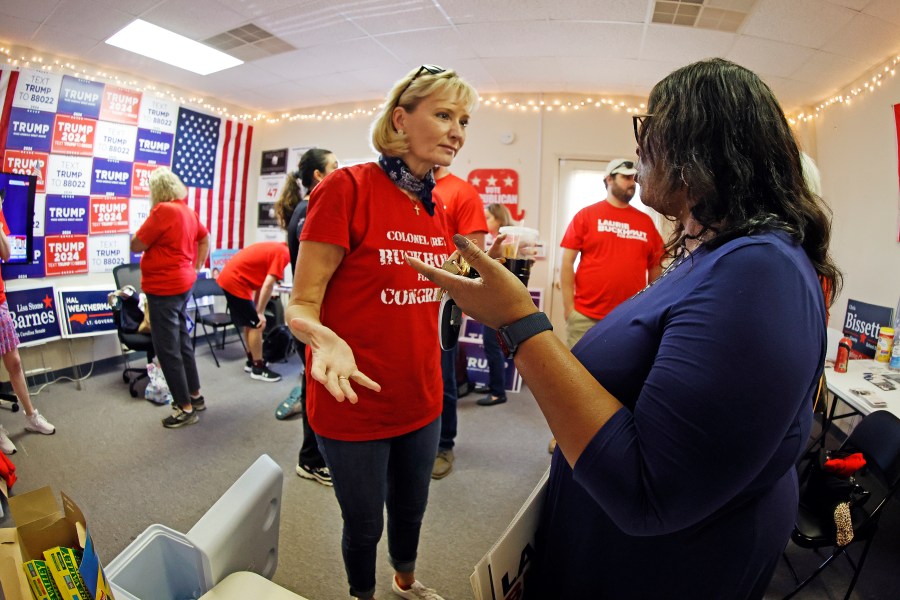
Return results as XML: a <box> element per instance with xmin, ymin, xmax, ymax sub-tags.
<box><xmin>890</xmin><ymin>297</ymin><xmax>900</xmax><ymax>371</ymax></box>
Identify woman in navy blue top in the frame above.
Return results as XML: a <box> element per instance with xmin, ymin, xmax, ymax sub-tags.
<box><xmin>409</xmin><ymin>58</ymin><xmax>841</xmax><ymax>599</ymax></box>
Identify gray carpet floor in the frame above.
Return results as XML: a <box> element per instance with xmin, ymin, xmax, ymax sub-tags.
<box><xmin>2</xmin><ymin>342</ymin><xmax>551</xmax><ymax>600</ymax></box>
<box><xmin>4</xmin><ymin>341</ymin><xmax>900</xmax><ymax>599</ymax></box>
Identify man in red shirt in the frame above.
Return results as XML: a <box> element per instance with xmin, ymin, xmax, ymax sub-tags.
<box><xmin>432</xmin><ymin>166</ymin><xmax>487</xmax><ymax>480</ymax></box>
<box><xmin>217</xmin><ymin>241</ymin><xmax>290</xmax><ymax>382</ymax></box>
<box><xmin>560</xmin><ymin>158</ymin><xmax>665</xmax><ymax>348</ymax></box>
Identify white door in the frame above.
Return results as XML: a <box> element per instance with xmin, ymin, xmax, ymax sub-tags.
<box><xmin>548</xmin><ymin>158</ymin><xmax>662</xmax><ymax>333</ymax></box>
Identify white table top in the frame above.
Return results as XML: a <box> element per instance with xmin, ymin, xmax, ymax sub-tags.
<box><xmin>826</xmin><ymin>359</ymin><xmax>900</xmax><ymax>420</ymax></box>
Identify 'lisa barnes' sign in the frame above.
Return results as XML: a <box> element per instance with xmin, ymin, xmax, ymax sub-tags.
<box><xmin>5</xmin><ymin>286</ymin><xmax>61</xmax><ymax>347</ymax></box>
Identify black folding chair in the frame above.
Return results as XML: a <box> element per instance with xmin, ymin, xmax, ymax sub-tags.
<box><xmin>191</xmin><ymin>277</ymin><xmax>246</xmax><ymax>367</ymax></box>
<box><xmin>783</xmin><ymin>410</ymin><xmax>900</xmax><ymax>599</ymax></box>
<box><xmin>112</xmin><ymin>263</ymin><xmax>155</xmax><ymax>397</ymax></box>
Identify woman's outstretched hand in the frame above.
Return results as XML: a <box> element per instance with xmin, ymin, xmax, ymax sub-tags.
<box><xmin>288</xmin><ymin>317</ymin><xmax>381</xmax><ymax>403</ymax></box>
<box><xmin>406</xmin><ymin>233</ymin><xmax>537</xmax><ymax>329</ymax></box>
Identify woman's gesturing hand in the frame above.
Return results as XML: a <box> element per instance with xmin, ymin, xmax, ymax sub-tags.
<box><xmin>406</xmin><ymin>233</ymin><xmax>537</xmax><ymax>329</ymax></box>
<box><xmin>289</xmin><ymin>317</ymin><xmax>381</xmax><ymax>403</ymax></box>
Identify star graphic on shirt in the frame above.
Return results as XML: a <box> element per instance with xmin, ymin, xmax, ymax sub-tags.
<box><xmin>486</xmin><ymin>176</ymin><xmax>497</xmax><ymax>186</ymax></box>
<box><xmin>503</xmin><ymin>176</ymin><xmax>514</xmax><ymax>187</ymax></box>
<box><xmin>43</xmin><ymin>295</ymin><xmax>53</xmax><ymax>309</ymax></box>
<box><xmin>470</xmin><ymin>176</ymin><xmax>481</xmax><ymax>187</ymax></box>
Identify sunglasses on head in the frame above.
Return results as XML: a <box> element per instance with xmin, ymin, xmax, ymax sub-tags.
<box><xmin>395</xmin><ymin>64</ymin><xmax>446</xmax><ymax>107</ymax></box>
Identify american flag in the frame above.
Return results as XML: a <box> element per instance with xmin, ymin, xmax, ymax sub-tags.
<box><xmin>0</xmin><ymin>70</ymin><xmax>19</xmax><ymax>158</ymax></box>
<box><xmin>172</xmin><ymin>107</ymin><xmax>253</xmax><ymax>251</ymax></box>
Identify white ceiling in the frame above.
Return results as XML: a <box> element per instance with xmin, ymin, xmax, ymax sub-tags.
<box><xmin>1</xmin><ymin>0</ymin><xmax>899</xmax><ymax>115</ymax></box>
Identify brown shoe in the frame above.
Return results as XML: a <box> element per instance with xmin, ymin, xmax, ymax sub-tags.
<box><xmin>432</xmin><ymin>449</ymin><xmax>454</xmax><ymax>479</ymax></box>
<box><xmin>548</xmin><ymin>438</ymin><xmax>557</xmax><ymax>454</ymax></box>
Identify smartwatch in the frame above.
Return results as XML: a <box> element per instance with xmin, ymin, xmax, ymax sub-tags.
<box><xmin>496</xmin><ymin>312</ymin><xmax>553</xmax><ymax>358</ymax></box>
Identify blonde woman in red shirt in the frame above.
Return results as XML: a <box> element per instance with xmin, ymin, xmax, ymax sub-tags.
<box><xmin>286</xmin><ymin>65</ymin><xmax>477</xmax><ymax>600</ymax></box>
<box><xmin>132</xmin><ymin>167</ymin><xmax>209</xmax><ymax>428</ymax></box>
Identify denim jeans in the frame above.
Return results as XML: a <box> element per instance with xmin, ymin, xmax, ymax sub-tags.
<box><xmin>146</xmin><ymin>290</ymin><xmax>201</xmax><ymax>409</ymax></box>
<box><xmin>481</xmin><ymin>326</ymin><xmax>507</xmax><ymax>398</ymax></box>
<box><xmin>317</xmin><ymin>417</ymin><xmax>440</xmax><ymax>599</ymax></box>
<box><xmin>439</xmin><ymin>345</ymin><xmax>458</xmax><ymax>450</ymax></box>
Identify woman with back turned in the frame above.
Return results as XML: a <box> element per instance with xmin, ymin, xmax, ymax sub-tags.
<box><xmin>409</xmin><ymin>58</ymin><xmax>839</xmax><ymax>598</ymax></box>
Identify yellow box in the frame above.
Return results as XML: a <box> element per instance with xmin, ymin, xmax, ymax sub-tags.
<box><xmin>43</xmin><ymin>547</ymin><xmax>91</xmax><ymax>600</ymax></box>
<box><xmin>22</xmin><ymin>560</ymin><xmax>62</xmax><ymax>600</ymax></box>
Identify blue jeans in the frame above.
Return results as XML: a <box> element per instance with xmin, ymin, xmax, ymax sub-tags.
<box><xmin>481</xmin><ymin>326</ymin><xmax>507</xmax><ymax>398</ymax></box>
<box><xmin>146</xmin><ymin>290</ymin><xmax>201</xmax><ymax>409</ymax></box>
<box><xmin>439</xmin><ymin>345</ymin><xmax>458</xmax><ymax>450</ymax></box>
<box><xmin>317</xmin><ymin>418</ymin><xmax>440</xmax><ymax>599</ymax></box>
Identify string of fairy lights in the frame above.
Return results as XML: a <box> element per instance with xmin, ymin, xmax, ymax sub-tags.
<box><xmin>3</xmin><ymin>43</ymin><xmax>899</xmax><ymax>128</ymax></box>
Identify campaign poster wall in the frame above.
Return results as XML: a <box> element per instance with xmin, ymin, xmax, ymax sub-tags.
<box><xmin>5</xmin><ymin>286</ymin><xmax>62</xmax><ymax>347</ymax></box>
<box><xmin>55</xmin><ymin>286</ymin><xmax>116</xmax><ymax>338</ymax></box>
<box><xmin>2</xmin><ymin>69</ymin><xmax>172</xmax><ymax>284</ymax></box>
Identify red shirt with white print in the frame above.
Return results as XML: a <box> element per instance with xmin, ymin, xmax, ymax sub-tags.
<box><xmin>300</xmin><ymin>162</ymin><xmax>451</xmax><ymax>441</ymax></box>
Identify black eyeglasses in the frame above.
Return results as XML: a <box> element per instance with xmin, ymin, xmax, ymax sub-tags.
<box><xmin>395</xmin><ymin>64</ymin><xmax>446</xmax><ymax>107</ymax></box>
<box><xmin>632</xmin><ymin>114</ymin><xmax>652</xmax><ymax>144</ymax></box>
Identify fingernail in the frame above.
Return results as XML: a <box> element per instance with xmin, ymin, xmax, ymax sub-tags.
<box><xmin>452</xmin><ymin>234</ymin><xmax>470</xmax><ymax>249</ymax></box>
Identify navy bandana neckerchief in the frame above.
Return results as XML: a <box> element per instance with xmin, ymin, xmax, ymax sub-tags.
<box><xmin>378</xmin><ymin>154</ymin><xmax>436</xmax><ymax>216</ymax></box>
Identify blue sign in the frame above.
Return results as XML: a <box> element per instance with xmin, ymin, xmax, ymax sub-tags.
<box><xmin>5</xmin><ymin>108</ymin><xmax>54</xmax><ymax>152</ymax></box>
<box><xmin>45</xmin><ymin>195</ymin><xmax>89</xmax><ymax>235</ymax></box>
<box><xmin>5</xmin><ymin>285</ymin><xmax>61</xmax><ymax>346</ymax></box>
<box><xmin>57</xmin><ymin>75</ymin><xmax>104</xmax><ymax>119</ymax></box>
<box><xmin>90</xmin><ymin>157</ymin><xmax>132</xmax><ymax>196</ymax></box>
<box><xmin>134</xmin><ymin>128</ymin><xmax>174</xmax><ymax>165</ymax></box>
<box><xmin>843</xmin><ymin>299</ymin><xmax>893</xmax><ymax>358</ymax></box>
<box><xmin>1</xmin><ymin>236</ymin><xmax>46</xmax><ymax>280</ymax></box>
<box><xmin>56</xmin><ymin>287</ymin><xmax>116</xmax><ymax>338</ymax></box>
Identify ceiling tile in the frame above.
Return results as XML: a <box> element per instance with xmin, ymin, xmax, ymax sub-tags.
<box><xmin>141</xmin><ymin>0</ymin><xmax>249</xmax><ymax>39</ymax></box>
<box><xmin>350</xmin><ymin>3</ymin><xmax>450</xmax><ymax>35</ymax></box>
<box><xmin>792</xmin><ymin>49</ymin><xmax>866</xmax><ymax>91</ymax></box>
<box><xmin>740</xmin><ymin>0</ymin><xmax>855</xmax><ymax>49</ymax></box>
<box><xmin>255</xmin><ymin>7</ymin><xmax>366</xmax><ymax>49</ymax></box>
<box><xmin>457</xmin><ymin>21</ymin><xmax>643</xmax><ymax>59</ymax></box>
<box><xmin>863</xmin><ymin>0</ymin><xmax>900</xmax><ymax>27</ymax></box>
<box><xmin>41</xmin><ymin>0</ymin><xmax>136</xmax><ymax>38</ymax></box>
<box><xmin>375</xmin><ymin>27</ymin><xmax>478</xmax><ymax>63</ymax></box>
<box><xmin>727</xmin><ymin>36</ymin><xmax>816</xmax><ymax>79</ymax></box>
<box><xmin>0</xmin><ymin>14</ymin><xmax>43</xmax><ymax>42</ymax></box>
<box><xmin>820</xmin><ymin>12</ymin><xmax>900</xmax><ymax>64</ymax></box>
<box><xmin>639</xmin><ymin>24</ymin><xmax>736</xmax><ymax>63</ymax></box>
<box><xmin>0</xmin><ymin>0</ymin><xmax>61</xmax><ymax>24</ymax></box>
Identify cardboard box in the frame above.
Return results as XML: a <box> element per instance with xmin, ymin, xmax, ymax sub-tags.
<box><xmin>0</xmin><ymin>487</ymin><xmax>114</xmax><ymax>600</ymax></box>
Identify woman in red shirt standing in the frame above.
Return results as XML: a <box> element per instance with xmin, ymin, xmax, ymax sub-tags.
<box><xmin>286</xmin><ymin>65</ymin><xmax>477</xmax><ymax>600</ymax></box>
<box><xmin>131</xmin><ymin>167</ymin><xmax>209</xmax><ymax>428</ymax></box>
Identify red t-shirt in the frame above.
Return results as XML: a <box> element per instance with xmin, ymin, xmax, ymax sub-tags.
<box><xmin>561</xmin><ymin>201</ymin><xmax>664</xmax><ymax>321</ymax></box>
<box><xmin>0</xmin><ymin>212</ymin><xmax>8</xmax><ymax>304</ymax></box>
<box><xmin>217</xmin><ymin>241</ymin><xmax>290</xmax><ymax>300</ymax></box>
<box><xmin>435</xmin><ymin>172</ymin><xmax>488</xmax><ymax>237</ymax></box>
<box><xmin>300</xmin><ymin>162</ymin><xmax>452</xmax><ymax>441</ymax></box>
<box><xmin>136</xmin><ymin>200</ymin><xmax>208</xmax><ymax>295</ymax></box>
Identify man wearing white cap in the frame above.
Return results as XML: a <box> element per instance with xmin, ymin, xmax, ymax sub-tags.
<box><xmin>560</xmin><ymin>158</ymin><xmax>664</xmax><ymax>348</ymax></box>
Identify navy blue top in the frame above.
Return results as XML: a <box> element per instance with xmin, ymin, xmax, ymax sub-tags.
<box><xmin>526</xmin><ymin>231</ymin><xmax>824</xmax><ymax>599</ymax></box>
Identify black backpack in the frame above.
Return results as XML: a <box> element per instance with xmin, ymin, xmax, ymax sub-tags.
<box><xmin>263</xmin><ymin>324</ymin><xmax>296</xmax><ymax>363</ymax></box>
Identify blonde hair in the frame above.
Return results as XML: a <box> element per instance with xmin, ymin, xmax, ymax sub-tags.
<box><xmin>371</xmin><ymin>66</ymin><xmax>479</xmax><ymax>156</ymax></box>
<box><xmin>486</xmin><ymin>203</ymin><xmax>513</xmax><ymax>228</ymax></box>
<box><xmin>149</xmin><ymin>167</ymin><xmax>187</xmax><ymax>206</ymax></box>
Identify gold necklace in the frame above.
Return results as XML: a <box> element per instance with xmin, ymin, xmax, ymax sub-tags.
<box><xmin>400</xmin><ymin>189</ymin><xmax>420</xmax><ymax>215</ymax></box>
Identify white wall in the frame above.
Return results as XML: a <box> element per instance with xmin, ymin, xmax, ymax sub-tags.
<box><xmin>812</xmin><ymin>80</ymin><xmax>900</xmax><ymax>325</ymax></box>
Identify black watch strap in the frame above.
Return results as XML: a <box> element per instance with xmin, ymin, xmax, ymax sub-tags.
<box><xmin>496</xmin><ymin>312</ymin><xmax>553</xmax><ymax>358</ymax></box>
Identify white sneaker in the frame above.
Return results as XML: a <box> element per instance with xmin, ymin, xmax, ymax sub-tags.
<box><xmin>0</xmin><ymin>425</ymin><xmax>15</xmax><ymax>455</ymax></box>
<box><xmin>25</xmin><ymin>410</ymin><xmax>56</xmax><ymax>435</ymax></box>
<box><xmin>391</xmin><ymin>578</ymin><xmax>444</xmax><ymax>600</ymax></box>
